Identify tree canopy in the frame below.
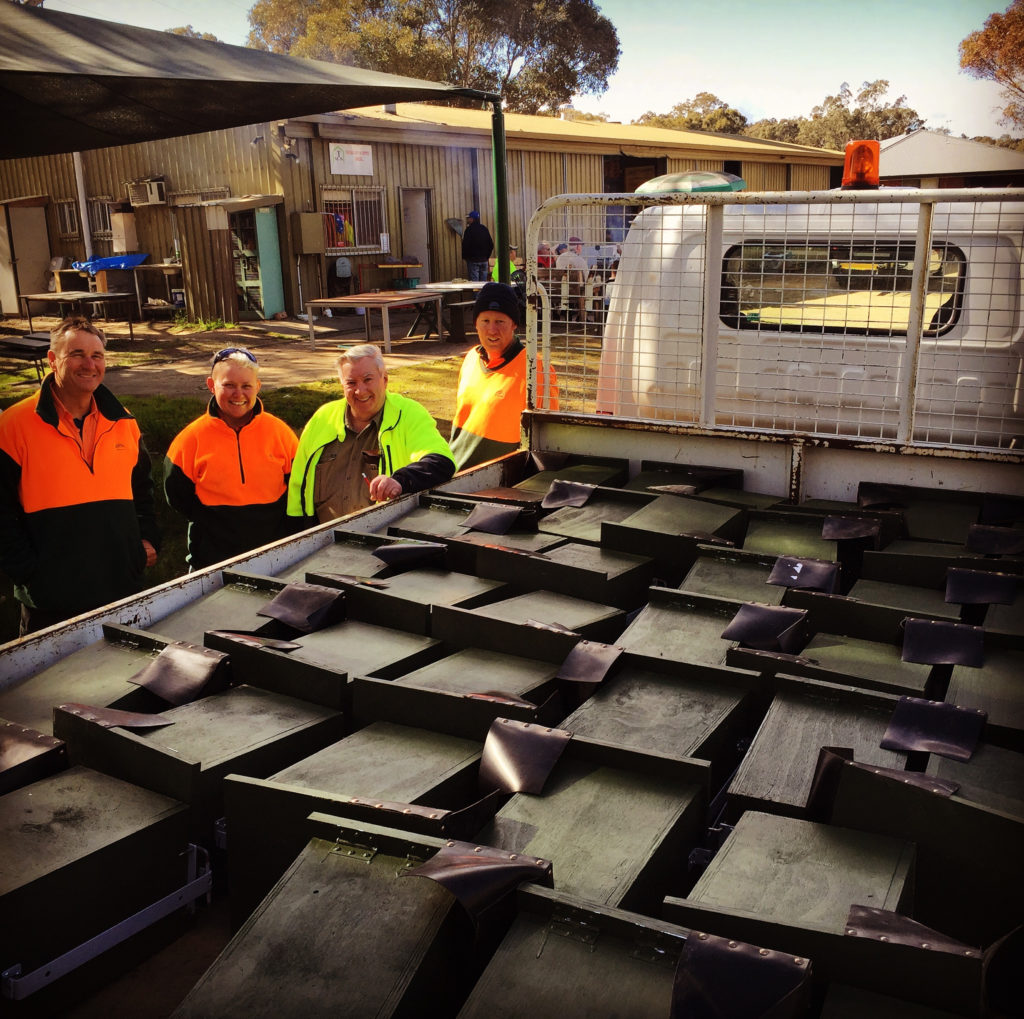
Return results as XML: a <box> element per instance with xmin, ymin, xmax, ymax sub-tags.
<box><xmin>636</xmin><ymin>81</ymin><xmax>923</xmax><ymax>149</ymax></box>
<box><xmin>246</xmin><ymin>0</ymin><xmax>620</xmax><ymax>114</ymax></box>
<box><xmin>960</xmin><ymin>0</ymin><xmax>1024</xmax><ymax>129</ymax></box>
<box><xmin>167</xmin><ymin>25</ymin><xmax>222</xmax><ymax>42</ymax></box>
<box><xmin>635</xmin><ymin>92</ymin><xmax>748</xmax><ymax>134</ymax></box>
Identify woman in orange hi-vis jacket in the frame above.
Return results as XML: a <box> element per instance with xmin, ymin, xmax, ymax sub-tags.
<box><xmin>165</xmin><ymin>347</ymin><xmax>298</xmax><ymax>569</ymax></box>
<box><xmin>449</xmin><ymin>282</ymin><xmax>558</xmax><ymax>471</ymax></box>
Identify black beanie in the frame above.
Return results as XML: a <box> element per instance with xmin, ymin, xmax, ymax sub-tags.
<box><xmin>473</xmin><ymin>282</ymin><xmax>520</xmax><ymax>326</ymax></box>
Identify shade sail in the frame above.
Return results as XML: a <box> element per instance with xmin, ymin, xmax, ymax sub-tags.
<box><xmin>0</xmin><ymin>3</ymin><xmax>494</xmax><ymax>159</ymax></box>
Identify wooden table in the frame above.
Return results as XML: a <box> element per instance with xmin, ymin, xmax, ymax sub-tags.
<box><xmin>0</xmin><ymin>333</ymin><xmax>49</xmax><ymax>381</ymax></box>
<box><xmin>305</xmin><ymin>289</ymin><xmax>446</xmax><ymax>352</ymax></box>
<box><xmin>414</xmin><ymin>281</ymin><xmax>484</xmax><ymax>342</ymax></box>
<box><xmin>19</xmin><ymin>291</ymin><xmax>136</xmax><ymax>340</ymax></box>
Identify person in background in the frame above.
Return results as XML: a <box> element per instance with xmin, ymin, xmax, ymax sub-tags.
<box><xmin>461</xmin><ymin>210</ymin><xmax>493</xmax><ymax>282</ymax></box>
<box><xmin>0</xmin><ymin>316</ymin><xmax>159</xmax><ymax>635</ymax></box>
<box><xmin>555</xmin><ymin>236</ymin><xmax>589</xmax><ymax>321</ymax></box>
<box><xmin>288</xmin><ymin>344</ymin><xmax>455</xmax><ymax>524</ymax></box>
<box><xmin>449</xmin><ymin>282</ymin><xmax>558</xmax><ymax>471</ymax></box>
<box><xmin>537</xmin><ymin>242</ymin><xmax>554</xmax><ymax>269</ymax></box>
<box><xmin>164</xmin><ymin>347</ymin><xmax>298</xmax><ymax>570</ymax></box>
<box><xmin>490</xmin><ymin>243</ymin><xmax>519</xmax><ymax>282</ymax></box>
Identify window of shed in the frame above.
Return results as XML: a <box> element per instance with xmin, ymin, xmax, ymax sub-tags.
<box><xmin>321</xmin><ymin>187</ymin><xmax>388</xmax><ymax>254</ymax></box>
<box><xmin>55</xmin><ymin>200</ymin><xmax>79</xmax><ymax>239</ymax></box>
<box><xmin>87</xmin><ymin>198</ymin><xmax>113</xmax><ymax>239</ymax></box>
<box><xmin>720</xmin><ymin>241</ymin><xmax>965</xmax><ymax>336</ymax></box>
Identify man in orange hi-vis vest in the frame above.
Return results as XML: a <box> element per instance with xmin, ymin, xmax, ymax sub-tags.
<box><xmin>0</xmin><ymin>316</ymin><xmax>160</xmax><ymax>635</ymax></box>
<box><xmin>449</xmin><ymin>282</ymin><xmax>558</xmax><ymax>471</ymax></box>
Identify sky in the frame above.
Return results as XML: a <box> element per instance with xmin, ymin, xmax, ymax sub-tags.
<box><xmin>43</xmin><ymin>0</ymin><xmax>1013</xmax><ymax>139</ymax></box>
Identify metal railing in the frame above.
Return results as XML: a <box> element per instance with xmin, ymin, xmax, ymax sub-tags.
<box><xmin>524</xmin><ymin>189</ymin><xmax>1024</xmax><ymax>453</ymax></box>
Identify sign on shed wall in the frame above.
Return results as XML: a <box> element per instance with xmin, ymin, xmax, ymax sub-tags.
<box><xmin>329</xmin><ymin>143</ymin><xmax>373</xmax><ymax>176</ymax></box>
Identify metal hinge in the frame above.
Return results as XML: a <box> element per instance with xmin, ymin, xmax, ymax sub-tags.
<box><xmin>331</xmin><ymin>837</ymin><xmax>379</xmax><ymax>864</ymax></box>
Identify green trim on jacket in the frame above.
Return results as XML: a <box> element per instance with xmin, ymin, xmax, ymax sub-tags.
<box><xmin>287</xmin><ymin>391</ymin><xmax>455</xmax><ymax>518</ymax></box>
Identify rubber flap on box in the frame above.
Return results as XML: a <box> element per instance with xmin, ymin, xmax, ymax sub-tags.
<box><xmin>541</xmin><ymin>479</ymin><xmax>596</xmax><ymax>509</ymax></box>
<box><xmin>555</xmin><ymin>639</ymin><xmax>624</xmax><ymax>684</ymax></box>
<box><xmin>206</xmin><ymin>630</ymin><xmax>302</xmax><ymax>650</ymax></box>
<box><xmin>56</xmin><ymin>703</ymin><xmax>175</xmax><ymax>729</ymax></box>
<box><xmin>844</xmin><ymin>905</ymin><xmax>980</xmax><ymax>956</ymax></box>
<box><xmin>479</xmin><ymin>718</ymin><xmax>572</xmax><ymax>794</ymax></box>
<box><xmin>530</xmin><ymin>450</ymin><xmax>570</xmax><ymax>472</ymax></box>
<box><xmin>945</xmin><ymin>568</ymin><xmax>1018</xmax><ymax>606</ymax></box>
<box><xmin>671</xmin><ymin>930</ymin><xmax>812</xmax><ymax>1019</ymax></box>
<box><xmin>880</xmin><ymin>695</ymin><xmax>986</xmax><ymax>761</ymax></box>
<box><xmin>405</xmin><ymin>838</ymin><xmax>551</xmax><ymax>924</ymax></box>
<box><xmin>901</xmin><ymin>617</ymin><xmax>984</xmax><ymax>666</ymax></box>
<box><xmin>256</xmin><ymin>582</ymin><xmax>345</xmax><ymax>632</ymax></box>
<box><xmin>767</xmin><ymin>556</ymin><xmax>839</xmax><ymax>593</ymax></box>
<box><xmin>461</xmin><ymin>502</ymin><xmax>522</xmax><ymax>534</ymax></box>
<box><xmin>127</xmin><ymin>640</ymin><xmax>229</xmax><ymax>705</ymax></box>
<box><xmin>822</xmin><ymin>515</ymin><xmax>881</xmax><ymax>544</ymax></box>
<box><xmin>857</xmin><ymin>483</ymin><xmax>905</xmax><ymax>510</ymax></box>
<box><xmin>966</xmin><ymin>524</ymin><xmax>1024</xmax><ymax>556</ymax></box>
<box><xmin>372</xmin><ymin>541</ymin><xmax>447</xmax><ymax>569</ymax></box>
<box><xmin>721</xmin><ymin>603</ymin><xmax>808</xmax><ymax>654</ymax></box>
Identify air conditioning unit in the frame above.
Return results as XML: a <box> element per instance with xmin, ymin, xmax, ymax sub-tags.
<box><xmin>126</xmin><ymin>179</ymin><xmax>167</xmax><ymax>207</ymax></box>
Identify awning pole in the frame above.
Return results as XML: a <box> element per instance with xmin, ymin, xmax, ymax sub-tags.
<box><xmin>72</xmin><ymin>151</ymin><xmax>93</xmax><ymax>260</ymax></box>
<box><xmin>491</xmin><ymin>100</ymin><xmax>510</xmax><ymax>284</ymax></box>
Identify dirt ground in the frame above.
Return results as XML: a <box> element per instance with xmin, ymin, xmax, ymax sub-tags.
<box><xmin>1</xmin><ymin>309</ymin><xmax>471</xmax><ymax>399</ymax></box>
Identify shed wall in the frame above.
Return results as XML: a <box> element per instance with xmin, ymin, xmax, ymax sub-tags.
<box><xmin>0</xmin><ymin>121</ymin><xmax>838</xmax><ymax>320</ymax></box>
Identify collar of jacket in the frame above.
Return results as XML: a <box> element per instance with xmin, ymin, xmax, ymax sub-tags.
<box><xmin>477</xmin><ymin>338</ymin><xmax>523</xmax><ymax>372</ymax></box>
<box><xmin>36</xmin><ymin>372</ymin><xmax>133</xmax><ymax>429</ymax></box>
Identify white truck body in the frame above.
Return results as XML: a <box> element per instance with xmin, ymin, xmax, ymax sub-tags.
<box><xmin>529</xmin><ymin>189</ymin><xmax>1024</xmax><ymax>452</ymax></box>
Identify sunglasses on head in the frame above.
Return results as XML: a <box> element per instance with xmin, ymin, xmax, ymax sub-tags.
<box><xmin>212</xmin><ymin>347</ymin><xmax>257</xmax><ymax>366</ymax></box>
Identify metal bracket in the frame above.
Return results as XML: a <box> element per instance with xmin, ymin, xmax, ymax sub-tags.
<box><xmin>1</xmin><ymin>843</ymin><xmax>212</xmax><ymax>1001</ymax></box>
<box><xmin>331</xmin><ymin>838</ymin><xmax>379</xmax><ymax>864</ymax></box>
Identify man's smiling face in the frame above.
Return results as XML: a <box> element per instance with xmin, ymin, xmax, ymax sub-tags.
<box><xmin>341</xmin><ymin>356</ymin><xmax>388</xmax><ymax>429</ymax></box>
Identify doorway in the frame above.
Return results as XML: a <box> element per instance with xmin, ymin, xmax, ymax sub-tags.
<box><xmin>399</xmin><ymin>188</ymin><xmax>432</xmax><ymax>282</ymax></box>
<box><xmin>0</xmin><ymin>198</ymin><xmax>51</xmax><ymax>315</ymax></box>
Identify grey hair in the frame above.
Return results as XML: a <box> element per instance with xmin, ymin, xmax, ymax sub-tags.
<box><xmin>50</xmin><ymin>315</ymin><xmax>106</xmax><ymax>352</ymax></box>
<box><xmin>336</xmin><ymin>343</ymin><xmax>385</xmax><ymax>374</ymax></box>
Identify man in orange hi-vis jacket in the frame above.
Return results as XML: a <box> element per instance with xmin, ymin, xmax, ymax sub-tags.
<box><xmin>0</xmin><ymin>316</ymin><xmax>160</xmax><ymax>635</ymax></box>
<box><xmin>449</xmin><ymin>282</ymin><xmax>558</xmax><ymax>471</ymax></box>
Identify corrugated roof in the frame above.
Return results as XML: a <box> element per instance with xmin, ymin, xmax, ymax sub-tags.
<box><xmin>299</xmin><ymin>103</ymin><xmax>843</xmax><ymax>164</ymax></box>
<box><xmin>880</xmin><ymin>130</ymin><xmax>1024</xmax><ymax>175</ymax></box>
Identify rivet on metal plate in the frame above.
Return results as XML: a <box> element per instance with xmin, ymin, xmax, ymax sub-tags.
<box><xmin>758</xmin><ymin>949</ymin><xmax>769</xmax><ymax>956</ymax></box>
<box><xmin>921</xmin><ymin>943</ymin><xmax>930</xmax><ymax>950</ymax></box>
<box><xmin>793</xmin><ymin>958</ymin><xmax>804</xmax><ymax>965</ymax></box>
<box><xmin>697</xmin><ymin>933</ymin><xmax>708</xmax><ymax>941</ymax></box>
<box><xmin>847</xmin><ymin>929</ymin><xmax>857</xmax><ymax>935</ymax></box>
<box><xmin>474</xmin><ymin>847</ymin><xmax>483</xmax><ymax>853</ymax></box>
<box><xmin>880</xmin><ymin>936</ymin><xmax>888</xmax><ymax>942</ymax></box>
<box><xmin>728</xmin><ymin>941</ymin><xmax>737</xmax><ymax>948</ymax></box>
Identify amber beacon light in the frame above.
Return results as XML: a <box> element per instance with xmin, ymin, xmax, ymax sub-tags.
<box><xmin>841</xmin><ymin>139</ymin><xmax>880</xmax><ymax>189</ymax></box>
